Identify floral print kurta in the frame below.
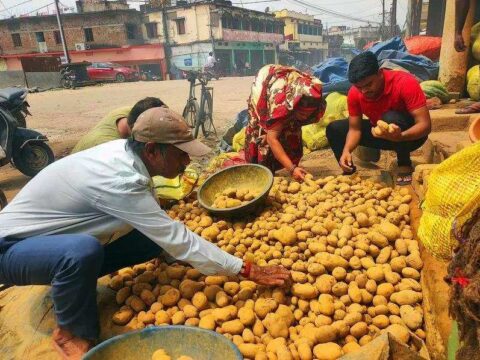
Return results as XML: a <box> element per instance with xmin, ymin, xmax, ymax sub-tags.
<box><xmin>245</xmin><ymin>65</ymin><xmax>325</xmax><ymax>172</ymax></box>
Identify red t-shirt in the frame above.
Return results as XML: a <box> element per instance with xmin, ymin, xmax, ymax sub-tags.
<box><xmin>347</xmin><ymin>69</ymin><xmax>426</xmax><ymax>125</ymax></box>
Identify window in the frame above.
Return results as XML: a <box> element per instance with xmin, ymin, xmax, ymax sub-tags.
<box><xmin>11</xmin><ymin>33</ymin><xmax>22</xmax><ymax>47</ymax></box>
<box><xmin>232</xmin><ymin>17</ymin><xmax>240</xmax><ymax>30</ymax></box>
<box><xmin>175</xmin><ymin>18</ymin><xmax>186</xmax><ymax>35</ymax></box>
<box><xmin>53</xmin><ymin>30</ymin><xmax>61</xmax><ymax>45</ymax></box>
<box><xmin>35</xmin><ymin>31</ymin><xmax>45</xmax><ymax>43</ymax></box>
<box><xmin>84</xmin><ymin>28</ymin><xmax>94</xmax><ymax>42</ymax></box>
<box><xmin>145</xmin><ymin>23</ymin><xmax>158</xmax><ymax>38</ymax></box>
<box><xmin>126</xmin><ymin>23</ymin><xmax>137</xmax><ymax>39</ymax></box>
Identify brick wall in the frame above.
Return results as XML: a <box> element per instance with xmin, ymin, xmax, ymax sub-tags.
<box><xmin>0</xmin><ymin>10</ymin><xmax>145</xmax><ymax>55</ymax></box>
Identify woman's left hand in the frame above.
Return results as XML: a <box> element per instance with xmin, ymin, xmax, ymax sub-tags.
<box><xmin>292</xmin><ymin>166</ymin><xmax>308</xmax><ymax>182</ymax></box>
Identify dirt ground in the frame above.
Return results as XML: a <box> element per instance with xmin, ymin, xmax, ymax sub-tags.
<box><xmin>0</xmin><ymin>77</ymin><xmax>256</xmax><ymax>201</ymax></box>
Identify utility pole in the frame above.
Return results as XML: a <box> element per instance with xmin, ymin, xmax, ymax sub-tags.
<box><xmin>160</xmin><ymin>0</ymin><xmax>172</xmax><ymax>80</ymax></box>
<box><xmin>381</xmin><ymin>0</ymin><xmax>385</xmax><ymax>40</ymax></box>
<box><xmin>390</xmin><ymin>0</ymin><xmax>397</xmax><ymax>37</ymax></box>
<box><xmin>54</xmin><ymin>0</ymin><xmax>70</xmax><ymax>64</ymax></box>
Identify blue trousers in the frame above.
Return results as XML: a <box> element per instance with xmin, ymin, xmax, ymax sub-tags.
<box><xmin>0</xmin><ymin>230</ymin><xmax>162</xmax><ymax>340</ymax></box>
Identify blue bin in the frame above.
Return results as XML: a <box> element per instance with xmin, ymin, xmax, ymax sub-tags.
<box><xmin>83</xmin><ymin>326</ymin><xmax>243</xmax><ymax>360</ymax></box>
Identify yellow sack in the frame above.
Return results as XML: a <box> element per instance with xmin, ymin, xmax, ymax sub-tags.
<box><xmin>153</xmin><ymin>167</ymin><xmax>199</xmax><ymax>200</ymax></box>
<box><xmin>302</xmin><ymin>92</ymin><xmax>348</xmax><ymax>151</ymax></box>
<box><xmin>418</xmin><ymin>141</ymin><xmax>480</xmax><ymax>260</ymax></box>
<box><xmin>232</xmin><ymin>128</ymin><xmax>246</xmax><ymax>152</ymax></box>
<box><xmin>467</xmin><ymin>65</ymin><xmax>480</xmax><ymax>101</ymax></box>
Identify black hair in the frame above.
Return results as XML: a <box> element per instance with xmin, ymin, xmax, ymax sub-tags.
<box><xmin>127</xmin><ymin>97</ymin><xmax>166</xmax><ymax>128</ymax></box>
<box><xmin>126</xmin><ymin>138</ymin><xmax>169</xmax><ymax>157</ymax></box>
<box><xmin>209</xmin><ymin>52</ymin><xmax>213</xmax><ymax>56</ymax></box>
<box><xmin>348</xmin><ymin>51</ymin><xmax>380</xmax><ymax>84</ymax></box>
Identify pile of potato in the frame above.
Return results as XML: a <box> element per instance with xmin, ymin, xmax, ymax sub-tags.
<box><xmin>152</xmin><ymin>348</ymin><xmax>193</xmax><ymax>360</ymax></box>
<box><xmin>212</xmin><ymin>188</ymin><xmax>260</xmax><ymax>209</ymax></box>
<box><xmin>110</xmin><ymin>175</ymin><xmax>424</xmax><ymax>360</ymax></box>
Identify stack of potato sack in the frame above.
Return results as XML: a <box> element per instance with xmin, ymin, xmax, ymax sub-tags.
<box><xmin>110</xmin><ymin>175</ymin><xmax>424</xmax><ymax>360</ymax></box>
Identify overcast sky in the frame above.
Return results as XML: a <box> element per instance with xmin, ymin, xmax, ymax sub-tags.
<box><xmin>0</xmin><ymin>0</ymin><xmax>408</xmax><ymax>29</ymax></box>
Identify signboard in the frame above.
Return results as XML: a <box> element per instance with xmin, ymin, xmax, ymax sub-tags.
<box><xmin>183</xmin><ymin>58</ymin><xmax>192</xmax><ymax>66</ymax></box>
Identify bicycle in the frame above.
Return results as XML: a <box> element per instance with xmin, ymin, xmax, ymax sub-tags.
<box><xmin>182</xmin><ymin>71</ymin><xmax>216</xmax><ymax>139</ymax></box>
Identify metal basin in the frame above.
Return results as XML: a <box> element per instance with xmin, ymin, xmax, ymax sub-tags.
<box><xmin>197</xmin><ymin>164</ymin><xmax>273</xmax><ymax>218</ymax></box>
<box><xmin>83</xmin><ymin>326</ymin><xmax>242</xmax><ymax>360</ymax></box>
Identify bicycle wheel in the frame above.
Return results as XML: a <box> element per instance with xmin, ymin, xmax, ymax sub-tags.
<box><xmin>182</xmin><ymin>99</ymin><xmax>199</xmax><ymax>128</ymax></box>
<box><xmin>201</xmin><ymin>91</ymin><xmax>216</xmax><ymax>138</ymax></box>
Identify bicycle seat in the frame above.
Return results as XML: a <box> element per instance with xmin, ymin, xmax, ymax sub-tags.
<box><xmin>0</xmin><ymin>88</ymin><xmax>26</xmax><ymax>104</ymax></box>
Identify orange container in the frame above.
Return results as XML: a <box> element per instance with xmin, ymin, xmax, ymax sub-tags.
<box><xmin>469</xmin><ymin>116</ymin><xmax>480</xmax><ymax>142</ymax></box>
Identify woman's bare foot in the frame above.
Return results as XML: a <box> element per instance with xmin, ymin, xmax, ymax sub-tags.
<box><xmin>52</xmin><ymin>327</ymin><xmax>93</xmax><ymax>360</ymax></box>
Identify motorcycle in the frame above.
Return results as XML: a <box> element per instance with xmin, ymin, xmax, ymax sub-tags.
<box><xmin>0</xmin><ymin>107</ymin><xmax>54</xmax><ymax>177</ymax></box>
<box><xmin>140</xmin><ymin>70</ymin><xmax>161</xmax><ymax>81</ymax></box>
<box><xmin>203</xmin><ymin>61</ymin><xmax>221</xmax><ymax>81</ymax></box>
<box><xmin>0</xmin><ymin>87</ymin><xmax>30</xmax><ymax>128</ymax></box>
<box><xmin>60</xmin><ymin>67</ymin><xmax>77</xmax><ymax>89</ymax></box>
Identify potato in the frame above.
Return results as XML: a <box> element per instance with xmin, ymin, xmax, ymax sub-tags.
<box><xmin>129</xmin><ymin>296</ymin><xmax>146</xmax><ymax>312</ymax></box>
<box><xmin>378</xmin><ymin>222</ymin><xmax>401</xmax><ymax>241</ymax></box>
<box><xmin>238</xmin><ymin>307</ymin><xmax>256</xmax><ymax>326</ymax></box>
<box><xmin>238</xmin><ymin>344</ymin><xmax>265</xmax><ymax>358</ymax></box>
<box><xmin>222</xmin><ymin>319</ymin><xmax>245</xmax><ymax>335</ymax></box>
<box><xmin>138</xmin><ymin>311</ymin><xmax>155</xmax><ymax>325</ymax></box>
<box><xmin>160</xmin><ymin>288</ymin><xmax>181</xmax><ymax>307</ymax></box>
<box><xmin>313</xmin><ymin>343</ymin><xmax>343</xmax><ymax>360</ymax></box>
<box><xmin>155</xmin><ymin>310</ymin><xmax>171</xmax><ymax>325</ymax></box>
<box><xmin>116</xmin><ymin>286</ymin><xmax>131</xmax><ymax>305</ymax></box>
<box><xmin>390</xmin><ymin>290</ymin><xmax>422</xmax><ymax>305</ymax></box>
<box><xmin>368</xmin><ymin>231</ymin><xmax>389</xmax><ymax>248</ymax></box>
<box><xmin>366</xmin><ymin>266</ymin><xmax>384</xmax><ymax>282</ymax></box>
<box><xmin>140</xmin><ymin>289</ymin><xmax>156</xmax><ymax>306</ymax></box>
<box><xmin>192</xmin><ymin>292</ymin><xmax>209</xmax><ymax>310</ymax></box>
<box><xmin>271</xmin><ymin>226</ymin><xmax>298</xmax><ymax>245</ymax></box>
<box><xmin>316</xmin><ymin>253</ymin><xmax>349</xmax><ymax>271</ymax></box>
<box><xmin>205</xmin><ymin>275</ymin><xmax>228</xmax><ymax>286</ymax></box>
<box><xmin>164</xmin><ymin>266</ymin><xmax>184</xmax><ymax>280</ymax></box>
<box><xmin>350</xmin><ymin>322</ymin><xmax>368</xmax><ymax>338</ymax></box>
<box><xmin>372</xmin><ymin>314</ymin><xmax>389</xmax><ymax>329</ymax></box>
<box><xmin>179</xmin><ymin>279</ymin><xmax>204</xmax><ymax>299</ymax></box>
<box><xmin>384</xmin><ymin>324</ymin><xmax>410</xmax><ymax>344</ymax></box>
<box><xmin>400</xmin><ymin>305</ymin><xmax>423</xmax><ymax>330</ymax></box>
<box><xmin>152</xmin><ymin>349</ymin><xmax>171</xmax><ymax>360</ymax></box>
<box><xmin>199</xmin><ymin>314</ymin><xmax>215</xmax><ymax>330</ymax></box>
<box><xmin>292</xmin><ymin>283</ymin><xmax>318</xmax><ymax>300</ymax></box>
<box><xmin>264</xmin><ymin>313</ymin><xmax>289</xmax><ymax>338</ymax></box>
<box><xmin>171</xmin><ymin>311</ymin><xmax>186</xmax><ymax>325</ymax></box>
<box><xmin>342</xmin><ymin>342</ymin><xmax>361</xmax><ymax>354</ymax></box>
<box><xmin>183</xmin><ymin>304</ymin><xmax>198</xmax><ymax>319</ymax></box>
<box><xmin>112</xmin><ymin>307</ymin><xmax>134</xmax><ymax>325</ymax></box>
<box><xmin>376</xmin><ymin>283</ymin><xmax>395</xmax><ymax>298</ymax></box>
<box><xmin>390</xmin><ymin>257</ymin><xmax>407</xmax><ymax>273</ymax></box>
<box><xmin>109</xmin><ymin>275</ymin><xmax>124</xmax><ymax>290</ymax></box>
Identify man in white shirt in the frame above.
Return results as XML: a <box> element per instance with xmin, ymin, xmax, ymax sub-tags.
<box><xmin>0</xmin><ymin>107</ymin><xmax>289</xmax><ymax>359</ymax></box>
<box><xmin>205</xmin><ymin>51</ymin><xmax>216</xmax><ymax>69</ymax></box>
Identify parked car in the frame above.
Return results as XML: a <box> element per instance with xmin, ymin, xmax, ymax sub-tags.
<box><xmin>87</xmin><ymin>62</ymin><xmax>139</xmax><ymax>82</ymax></box>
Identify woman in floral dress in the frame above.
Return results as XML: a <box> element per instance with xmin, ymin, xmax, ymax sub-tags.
<box><xmin>245</xmin><ymin>65</ymin><xmax>326</xmax><ymax>181</ymax></box>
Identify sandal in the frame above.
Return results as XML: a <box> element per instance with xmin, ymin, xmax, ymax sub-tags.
<box><xmin>455</xmin><ymin>102</ymin><xmax>480</xmax><ymax>114</ymax></box>
<box><xmin>396</xmin><ymin>173</ymin><xmax>412</xmax><ymax>186</ymax></box>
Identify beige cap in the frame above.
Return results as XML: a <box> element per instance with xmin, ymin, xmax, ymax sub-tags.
<box><xmin>132</xmin><ymin>107</ymin><xmax>211</xmax><ymax>157</ymax></box>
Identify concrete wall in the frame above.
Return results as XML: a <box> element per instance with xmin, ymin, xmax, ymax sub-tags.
<box><xmin>0</xmin><ymin>70</ymin><xmax>61</xmax><ymax>89</ymax></box>
<box><xmin>24</xmin><ymin>72</ymin><xmax>61</xmax><ymax>89</ymax></box>
<box><xmin>0</xmin><ymin>71</ymin><xmax>26</xmax><ymax>88</ymax></box>
<box><xmin>171</xmin><ymin>42</ymin><xmax>213</xmax><ymax>70</ymax></box>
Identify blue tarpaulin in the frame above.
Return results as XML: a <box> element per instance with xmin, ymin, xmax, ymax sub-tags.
<box><xmin>312</xmin><ymin>36</ymin><xmax>439</xmax><ymax>95</ymax></box>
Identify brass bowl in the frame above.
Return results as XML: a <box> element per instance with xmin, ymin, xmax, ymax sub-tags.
<box><xmin>198</xmin><ymin>164</ymin><xmax>273</xmax><ymax>218</ymax></box>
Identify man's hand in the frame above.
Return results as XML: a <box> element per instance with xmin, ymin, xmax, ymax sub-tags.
<box><xmin>371</xmin><ymin>124</ymin><xmax>402</xmax><ymax>142</ymax></box>
<box><xmin>292</xmin><ymin>167</ymin><xmax>308</xmax><ymax>182</ymax></box>
<box><xmin>339</xmin><ymin>151</ymin><xmax>354</xmax><ymax>173</ymax></box>
<box><xmin>249</xmin><ymin>264</ymin><xmax>290</xmax><ymax>286</ymax></box>
<box><xmin>455</xmin><ymin>32</ymin><xmax>467</xmax><ymax>52</ymax></box>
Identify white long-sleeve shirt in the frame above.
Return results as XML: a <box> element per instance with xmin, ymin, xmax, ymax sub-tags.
<box><xmin>0</xmin><ymin>139</ymin><xmax>242</xmax><ymax>276</ymax></box>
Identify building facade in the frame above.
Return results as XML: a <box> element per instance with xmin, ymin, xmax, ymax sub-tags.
<box><xmin>274</xmin><ymin>9</ymin><xmax>328</xmax><ymax>66</ymax></box>
<box><xmin>0</xmin><ymin>1</ymin><xmax>167</xmax><ymax>79</ymax></box>
<box><xmin>145</xmin><ymin>1</ymin><xmax>284</xmax><ymax>76</ymax></box>
<box><xmin>328</xmin><ymin>25</ymin><xmax>380</xmax><ymax>49</ymax></box>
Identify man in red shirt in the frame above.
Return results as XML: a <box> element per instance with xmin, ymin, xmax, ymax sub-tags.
<box><xmin>326</xmin><ymin>51</ymin><xmax>431</xmax><ymax>184</ymax></box>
